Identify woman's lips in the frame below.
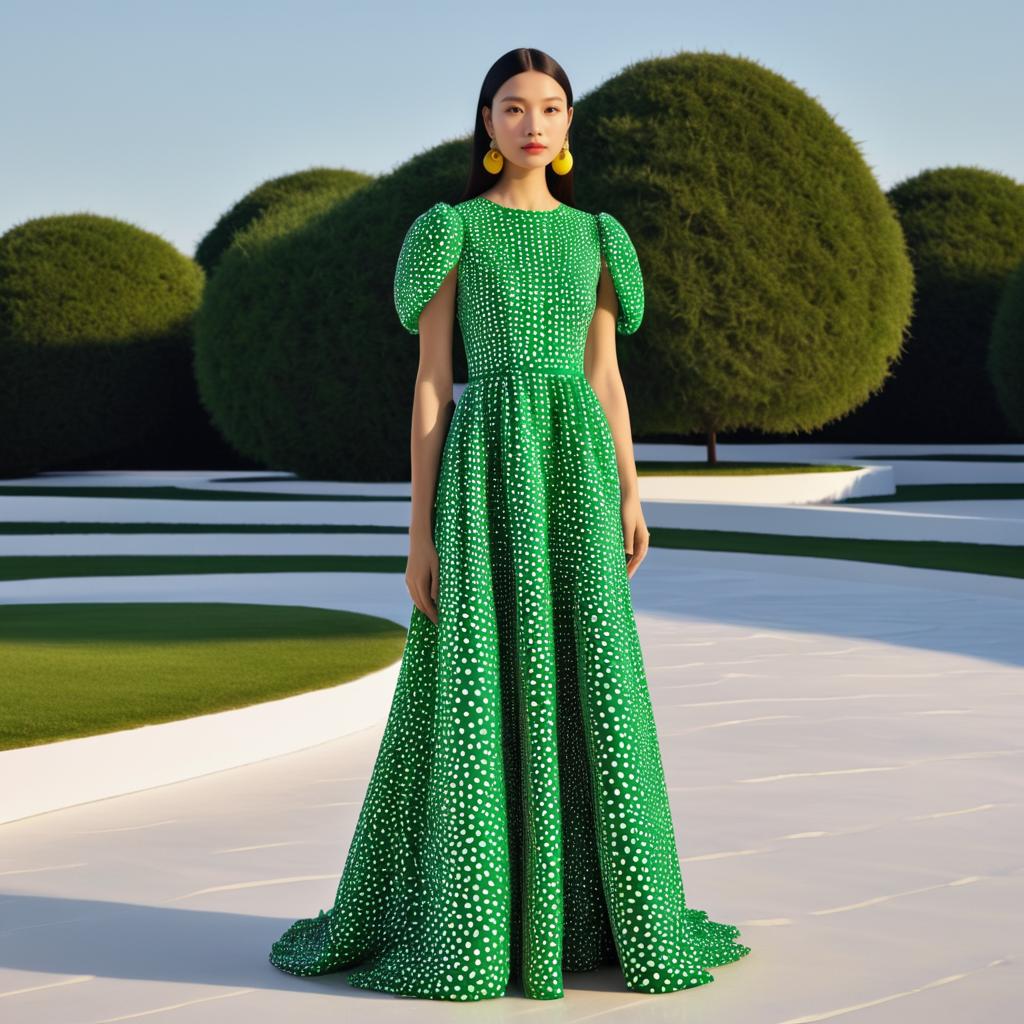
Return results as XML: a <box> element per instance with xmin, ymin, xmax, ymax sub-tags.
<box><xmin>522</xmin><ymin>144</ymin><xmax>545</xmax><ymax>151</ymax></box>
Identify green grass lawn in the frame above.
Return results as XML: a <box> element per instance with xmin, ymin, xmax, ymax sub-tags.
<box><xmin>839</xmin><ymin>483</ymin><xmax>1024</xmax><ymax>502</ymax></box>
<box><xmin>0</xmin><ymin>526</ymin><xmax>1022</xmax><ymax>586</ymax></box>
<box><xmin>0</xmin><ymin>602</ymin><xmax>407</xmax><ymax>750</ymax></box>
<box><xmin>852</xmin><ymin>453</ymin><xmax>1024</xmax><ymax>462</ymax></box>
<box><xmin>650</xmin><ymin>528</ymin><xmax>1024</xmax><ymax>577</ymax></box>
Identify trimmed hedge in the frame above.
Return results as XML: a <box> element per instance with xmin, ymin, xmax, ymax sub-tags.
<box><xmin>989</xmin><ymin>257</ymin><xmax>1024</xmax><ymax>437</ymax></box>
<box><xmin>820</xmin><ymin>166</ymin><xmax>1024</xmax><ymax>442</ymax></box>
<box><xmin>193</xmin><ymin>141</ymin><xmax>473</xmax><ymax>481</ymax></box>
<box><xmin>0</xmin><ymin>213</ymin><xmax>204</xmax><ymax>476</ymax></box>
<box><xmin>195</xmin><ymin>166</ymin><xmax>374</xmax><ymax>276</ymax></box>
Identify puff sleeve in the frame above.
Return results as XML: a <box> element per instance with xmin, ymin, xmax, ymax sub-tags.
<box><xmin>393</xmin><ymin>201</ymin><xmax>464</xmax><ymax>334</ymax></box>
<box><xmin>596</xmin><ymin>211</ymin><xmax>645</xmax><ymax>335</ymax></box>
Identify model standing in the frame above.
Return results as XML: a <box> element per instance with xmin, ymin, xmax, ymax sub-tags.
<box><xmin>269</xmin><ymin>46</ymin><xmax>751</xmax><ymax>1001</ymax></box>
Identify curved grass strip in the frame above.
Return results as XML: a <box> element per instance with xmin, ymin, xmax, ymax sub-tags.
<box><xmin>841</xmin><ymin>483</ymin><xmax>1024</xmax><ymax>502</ymax></box>
<box><xmin>0</xmin><ymin>602</ymin><xmax>407</xmax><ymax>750</ymax></box>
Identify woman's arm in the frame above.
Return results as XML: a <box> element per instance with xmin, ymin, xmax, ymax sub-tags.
<box><xmin>584</xmin><ymin>260</ymin><xmax>650</xmax><ymax>579</ymax></box>
<box><xmin>407</xmin><ymin>264</ymin><xmax>458</xmax><ymax>624</ymax></box>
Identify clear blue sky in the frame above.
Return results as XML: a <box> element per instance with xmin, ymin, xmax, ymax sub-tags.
<box><xmin>2</xmin><ymin>0</ymin><xmax>1021</xmax><ymax>256</ymax></box>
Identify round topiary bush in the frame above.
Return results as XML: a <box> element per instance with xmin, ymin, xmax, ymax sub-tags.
<box><xmin>192</xmin><ymin>140</ymin><xmax>472</xmax><ymax>482</ymax></box>
<box><xmin>195</xmin><ymin>167</ymin><xmax>375</xmax><ymax>277</ymax></box>
<box><xmin>820</xmin><ymin>166</ymin><xmax>1024</xmax><ymax>442</ymax></box>
<box><xmin>570</xmin><ymin>51</ymin><xmax>915</xmax><ymax>458</ymax></box>
<box><xmin>0</xmin><ymin>213</ymin><xmax>205</xmax><ymax>477</ymax></box>
<box><xmin>988</xmin><ymin>257</ymin><xmax>1024</xmax><ymax>438</ymax></box>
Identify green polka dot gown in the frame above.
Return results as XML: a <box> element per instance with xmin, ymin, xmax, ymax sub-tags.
<box><xmin>268</xmin><ymin>194</ymin><xmax>751</xmax><ymax>1000</ymax></box>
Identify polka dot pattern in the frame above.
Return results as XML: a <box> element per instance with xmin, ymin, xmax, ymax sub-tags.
<box><xmin>268</xmin><ymin>195</ymin><xmax>751</xmax><ymax>1000</ymax></box>
<box><xmin>595</xmin><ymin>210</ymin><xmax>645</xmax><ymax>335</ymax></box>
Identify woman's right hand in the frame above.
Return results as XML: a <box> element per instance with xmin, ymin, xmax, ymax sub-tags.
<box><xmin>405</xmin><ymin>531</ymin><xmax>440</xmax><ymax>625</ymax></box>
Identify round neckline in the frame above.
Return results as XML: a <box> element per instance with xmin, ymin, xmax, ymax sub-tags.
<box><xmin>476</xmin><ymin>195</ymin><xmax>565</xmax><ymax>215</ymax></box>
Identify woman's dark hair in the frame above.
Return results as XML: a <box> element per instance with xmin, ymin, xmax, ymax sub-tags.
<box><xmin>459</xmin><ymin>48</ymin><xmax>575</xmax><ymax>207</ymax></box>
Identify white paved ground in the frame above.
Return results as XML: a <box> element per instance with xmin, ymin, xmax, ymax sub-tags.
<box><xmin>2</xmin><ymin>547</ymin><xmax>1022</xmax><ymax>1022</ymax></box>
<box><xmin>2</xmin><ymin>459</ymin><xmax>1023</xmax><ymax>1020</ymax></box>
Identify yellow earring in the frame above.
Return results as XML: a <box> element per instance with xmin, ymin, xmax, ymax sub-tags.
<box><xmin>483</xmin><ymin>137</ymin><xmax>503</xmax><ymax>174</ymax></box>
<box><xmin>551</xmin><ymin>138</ymin><xmax>573</xmax><ymax>175</ymax></box>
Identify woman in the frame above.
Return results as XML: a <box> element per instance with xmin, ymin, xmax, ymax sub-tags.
<box><xmin>268</xmin><ymin>46</ymin><xmax>751</xmax><ymax>1001</ymax></box>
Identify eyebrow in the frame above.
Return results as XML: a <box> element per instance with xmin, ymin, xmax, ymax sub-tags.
<box><xmin>498</xmin><ymin>95</ymin><xmax>564</xmax><ymax>103</ymax></box>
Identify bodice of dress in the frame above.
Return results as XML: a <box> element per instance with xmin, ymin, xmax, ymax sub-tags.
<box><xmin>393</xmin><ymin>195</ymin><xmax>644</xmax><ymax>383</ymax></box>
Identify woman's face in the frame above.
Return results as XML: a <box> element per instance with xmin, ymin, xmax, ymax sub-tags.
<box><xmin>483</xmin><ymin>70</ymin><xmax>572</xmax><ymax>171</ymax></box>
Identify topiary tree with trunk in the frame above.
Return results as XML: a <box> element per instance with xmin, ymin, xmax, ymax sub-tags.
<box><xmin>571</xmin><ymin>51</ymin><xmax>915</xmax><ymax>463</ymax></box>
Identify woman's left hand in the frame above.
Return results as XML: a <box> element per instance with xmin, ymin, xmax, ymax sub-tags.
<box><xmin>621</xmin><ymin>494</ymin><xmax>650</xmax><ymax>579</ymax></box>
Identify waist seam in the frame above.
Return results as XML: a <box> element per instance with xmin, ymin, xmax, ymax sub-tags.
<box><xmin>466</xmin><ymin>367</ymin><xmax>585</xmax><ymax>385</ymax></box>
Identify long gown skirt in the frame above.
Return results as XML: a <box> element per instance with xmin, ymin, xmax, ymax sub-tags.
<box><xmin>268</xmin><ymin>371</ymin><xmax>751</xmax><ymax>1000</ymax></box>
